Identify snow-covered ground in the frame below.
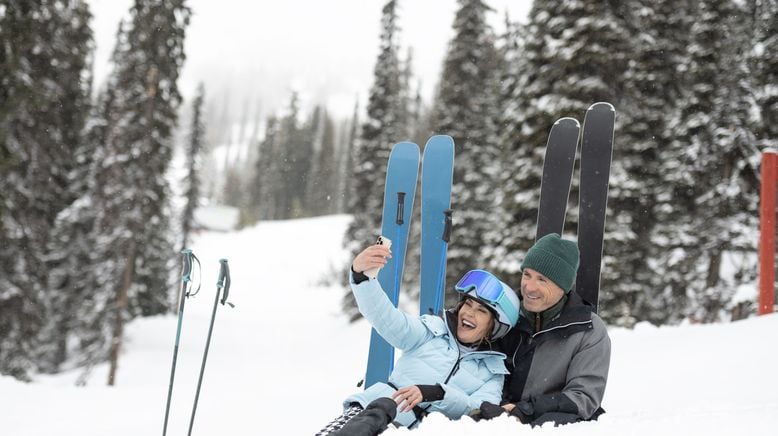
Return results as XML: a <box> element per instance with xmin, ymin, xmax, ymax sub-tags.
<box><xmin>2</xmin><ymin>215</ymin><xmax>777</xmax><ymax>435</ymax></box>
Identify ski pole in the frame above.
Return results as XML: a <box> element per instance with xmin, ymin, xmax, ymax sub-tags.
<box><xmin>163</xmin><ymin>249</ymin><xmax>200</xmax><ymax>436</ymax></box>
<box><xmin>188</xmin><ymin>259</ymin><xmax>233</xmax><ymax>436</ymax></box>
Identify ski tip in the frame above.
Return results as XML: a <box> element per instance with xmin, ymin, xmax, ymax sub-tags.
<box><xmin>392</xmin><ymin>141</ymin><xmax>420</xmax><ymax>154</ymax></box>
<box><xmin>424</xmin><ymin>135</ymin><xmax>455</xmax><ymax>151</ymax></box>
<box><xmin>587</xmin><ymin>102</ymin><xmax>615</xmax><ymax>112</ymax></box>
<box><xmin>426</xmin><ymin>134</ymin><xmax>454</xmax><ymax>143</ymax></box>
<box><xmin>555</xmin><ymin>117</ymin><xmax>580</xmax><ymax>128</ymax></box>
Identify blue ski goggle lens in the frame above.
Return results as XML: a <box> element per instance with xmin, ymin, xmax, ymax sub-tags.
<box><xmin>455</xmin><ymin>270</ymin><xmax>503</xmax><ymax>302</ymax></box>
<box><xmin>455</xmin><ymin>269</ymin><xmax>519</xmax><ymax>325</ymax></box>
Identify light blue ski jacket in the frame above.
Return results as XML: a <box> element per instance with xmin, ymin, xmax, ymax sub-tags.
<box><xmin>343</xmin><ymin>274</ymin><xmax>508</xmax><ymax>427</ymax></box>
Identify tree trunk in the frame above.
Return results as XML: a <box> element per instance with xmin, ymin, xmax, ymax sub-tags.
<box><xmin>107</xmin><ymin>240</ymin><xmax>136</xmax><ymax>386</ymax></box>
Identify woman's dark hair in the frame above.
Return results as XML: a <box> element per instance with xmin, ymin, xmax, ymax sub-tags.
<box><xmin>455</xmin><ymin>295</ymin><xmax>497</xmax><ymax>346</ymax></box>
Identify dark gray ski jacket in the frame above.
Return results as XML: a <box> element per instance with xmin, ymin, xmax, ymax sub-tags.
<box><xmin>496</xmin><ymin>291</ymin><xmax>611</xmax><ymax>423</ymax></box>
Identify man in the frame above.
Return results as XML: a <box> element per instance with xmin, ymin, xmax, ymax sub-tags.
<box><xmin>479</xmin><ymin>233</ymin><xmax>611</xmax><ymax>426</ymax></box>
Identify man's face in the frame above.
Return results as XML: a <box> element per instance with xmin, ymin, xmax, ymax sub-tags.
<box><xmin>520</xmin><ymin>267</ymin><xmax>566</xmax><ymax>313</ymax></box>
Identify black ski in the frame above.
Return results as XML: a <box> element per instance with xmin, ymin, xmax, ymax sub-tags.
<box><xmin>576</xmin><ymin>102</ymin><xmax>615</xmax><ymax>312</ymax></box>
<box><xmin>536</xmin><ymin>117</ymin><xmax>580</xmax><ymax>241</ymax></box>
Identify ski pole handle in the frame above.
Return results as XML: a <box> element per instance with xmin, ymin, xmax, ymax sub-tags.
<box><xmin>217</xmin><ymin>259</ymin><xmax>233</xmax><ymax>307</ymax></box>
<box><xmin>181</xmin><ymin>249</ymin><xmax>194</xmax><ymax>283</ymax></box>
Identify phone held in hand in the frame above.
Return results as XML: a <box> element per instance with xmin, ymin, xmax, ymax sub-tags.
<box><xmin>364</xmin><ymin>236</ymin><xmax>392</xmax><ymax>279</ymax></box>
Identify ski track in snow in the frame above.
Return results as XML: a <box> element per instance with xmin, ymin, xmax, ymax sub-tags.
<box><xmin>1</xmin><ymin>215</ymin><xmax>777</xmax><ymax>435</ymax></box>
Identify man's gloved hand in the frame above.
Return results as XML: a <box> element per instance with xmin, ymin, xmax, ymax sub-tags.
<box><xmin>478</xmin><ymin>401</ymin><xmax>507</xmax><ymax>420</ymax></box>
<box><xmin>507</xmin><ymin>400</ymin><xmax>534</xmax><ymax>423</ymax></box>
<box><xmin>507</xmin><ymin>393</ymin><xmax>578</xmax><ymax>424</ymax></box>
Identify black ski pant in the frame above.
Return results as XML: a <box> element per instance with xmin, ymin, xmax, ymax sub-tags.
<box><xmin>317</xmin><ymin>397</ymin><xmax>397</xmax><ymax>436</ymax></box>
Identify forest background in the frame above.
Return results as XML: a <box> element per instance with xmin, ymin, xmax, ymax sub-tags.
<box><xmin>1</xmin><ymin>0</ymin><xmax>776</xmax><ymax>381</ymax></box>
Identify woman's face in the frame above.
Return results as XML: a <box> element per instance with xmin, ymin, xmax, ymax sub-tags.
<box><xmin>456</xmin><ymin>297</ymin><xmax>494</xmax><ymax>344</ymax></box>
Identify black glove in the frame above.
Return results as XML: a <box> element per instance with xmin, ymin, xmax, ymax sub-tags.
<box><xmin>478</xmin><ymin>401</ymin><xmax>507</xmax><ymax>420</ymax></box>
<box><xmin>508</xmin><ymin>400</ymin><xmax>535</xmax><ymax>423</ymax></box>
<box><xmin>508</xmin><ymin>394</ymin><xmax>578</xmax><ymax>424</ymax></box>
<box><xmin>531</xmin><ymin>393</ymin><xmax>578</xmax><ymax>416</ymax></box>
<box><xmin>416</xmin><ymin>384</ymin><xmax>445</xmax><ymax>402</ymax></box>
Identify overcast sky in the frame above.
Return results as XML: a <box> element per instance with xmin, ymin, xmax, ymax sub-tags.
<box><xmin>89</xmin><ymin>0</ymin><xmax>532</xmax><ymax>120</ymax></box>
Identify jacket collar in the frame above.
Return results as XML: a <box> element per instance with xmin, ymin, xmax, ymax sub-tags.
<box><xmin>516</xmin><ymin>291</ymin><xmax>593</xmax><ymax>337</ymax></box>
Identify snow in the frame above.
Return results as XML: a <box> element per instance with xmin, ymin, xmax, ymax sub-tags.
<box><xmin>3</xmin><ymin>214</ymin><xmax>778</xmax><ymax>435</ymax></box>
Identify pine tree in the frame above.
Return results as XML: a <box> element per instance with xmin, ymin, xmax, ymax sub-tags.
<box><xmin>606</xmin><ymin>0</ymin><xmax>697</xmax><ymax>326</ymax></box>
<box><xmin>182</xmin><ymin>83</ymin><xmax>206</xmax><ymax>251</ymax></box>
<box><xmin>493</xmin><ymin>0</ymin><xmax>633</xmax><ymax>314</ymax></box>
<box><xmin>274</xmin><ymin>92</ymin><xmax>304</xmax><ymax>219</ymax></box>
<box><xmin>342</xmin><ymin>0</ymin><xmax>410</xmax><ymax>320</ymax></box>
<box><xmin>430</xmin><ymin>0</ymin><xmax>502</xmax><ymax>307</ymax></box>
<box><xmin>752</xmin><ymin>0</ymin><xmax>778</xmax><ymax>148</ymax></box>
<box><xmin>307</xmin><ymin>108</ymin><xmax>338</xmax><ymax>215</ymax></box>
<box><xmin>250</xmin><ymin>116</ymin><xmax>282</xmax><ymax>221</ymax></box>
<box><xmin>750</xmin><ymin>0</ymin><xmax>778</xmax><ymax>313</ymax></box>
<box><xmin>86</xmin><ymin>0</ymin><xmax>190</xmax><ymax>385</ymax></box>
<box><xmin>663</xmin><ymin>0</ymin><xmax>760</xmax><ymax>322</ymax></box>
<box><xmin>0</xmin><ymin>0</ymin><xmax>93</xmax><ymax>378</ymax></box>
<box><xmin>222</xmin><ymin>165</ymin><xmax>246</xmax><ymax>210</ymax></box>
<box><xmin>487</xmin><ymin>14</ymin><xmax>527</xmax><ymax>276</ymax></box>
<box><xmin>47</xmin><ymin>84</ymin><xmax>118</xmax><ymax>379</ymax></box>
<box><xmin>335</xmin><ymin>101</ymin><xmax>360</xmax><ymax>214</ymax></box>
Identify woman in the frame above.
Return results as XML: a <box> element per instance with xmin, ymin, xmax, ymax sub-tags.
<box><xmin>316</xmin><ymin>243</ymin><xmax>520</xmax><ymax>435</ymax></box>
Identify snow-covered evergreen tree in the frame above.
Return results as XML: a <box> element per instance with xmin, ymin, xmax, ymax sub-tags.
<box><xmin>342</xmin><ymin>0</ymin><xmax>410</xmax><ymax>320</ymax></box>
<box><xmin>493</xmin><ymin>0</ymin><xmax>632</xmax><ymax>295</ymax></box>
<box><xmin>660</xmin><ymin>0</ymin><xmax>760</xmax><ymax>322</ymax></box>
<box><xmin>182</xmin><ymin>83</ymin><xmax>206</xmax><ymax>251</ymax></box>
<box><xmin>486</xmin><ymin>14</ymin><xmax>527</xmax><ymax>276</ymax></box>
<box><xmin>287</xmin><ymin>95</ymin><xmax>315</xmax><ymax>218</ymax></box>
<box><xmin>307</xmin><ymin>108</ymin><xmax>338</xmax><ymax>215</ymax></box>
<box><xmin>46</xmin><ymin>83</ymin><xmax>119</xmax><ymax>379</ymax></box>
<box><xmin>250</xmin><ymin>116</ymin><xmax>281</xmax><ymax>221</ymax></box>
<box><xmin>598</xmin><ymin>0</ymin><xmax>697</xmax><ymax>326</ymax></box>
<box><xmin>752</xmin><ymin>0</ymin><xmax>778</xmax><ymax>149</ymax></box>
<box><xmin>430</xmin><ymin>0</ymin><xmax>501</xmax><ymax>307</ymax></box>
<box><xmin>335</xmin><ymin>101</ymin><xmax>360</xmax><ymax>214</ymax></box>
<box><xmin>81</xmin><ymin>0</ymin><xmax>190</xmax><ymax>384</ymax></box>
<box><xmin>0</xmin><ymin>0</ymin><xmax>93</xmax><ymax>378</ymax></box>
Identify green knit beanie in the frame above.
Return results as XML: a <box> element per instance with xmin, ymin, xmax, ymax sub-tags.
<box><xmin>521</xmin><ymin>233</ymin><xmax>580</xmax><ymax>292</ymax></box>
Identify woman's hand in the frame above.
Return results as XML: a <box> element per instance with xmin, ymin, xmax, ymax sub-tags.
<box><xmin>352</xmin><ymin>244</ymin><xmax>391</xmax><ymax>274</ymax></box>
<box><xmin>392</xmin><ymin>385</ymin><xmax>422</xmax><ymax>413</ymax></box>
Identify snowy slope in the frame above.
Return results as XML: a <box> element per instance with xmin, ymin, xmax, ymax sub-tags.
<box><xmin>1</xmin><ymin>215</ymin><xmax>777</xmax><ymax>435</ymax></box>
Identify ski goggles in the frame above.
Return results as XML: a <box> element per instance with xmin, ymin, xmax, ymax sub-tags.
<box><xmin>454</xmin><ymin>269</ymin><xmax>519</xmax><ymax>325</ymax></box>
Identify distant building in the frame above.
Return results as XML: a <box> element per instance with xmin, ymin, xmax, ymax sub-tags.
<box><xmin>193</xmin><ymin>205</ymin><xmax>240</xmax><ymax>232</ymax></box>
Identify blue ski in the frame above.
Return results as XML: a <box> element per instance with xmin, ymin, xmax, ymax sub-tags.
<box><xmin>419</xmin><ymin>135</ymin><xmax>455</xmax><ymax>316</ymax></box>
<box><xmin>364</xmin><ymin>141</ymin><xmax>420</xmax><ymax>388</ymax></box>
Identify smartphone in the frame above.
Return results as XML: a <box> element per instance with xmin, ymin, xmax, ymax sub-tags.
<box><xmin>364</xmin><ymin>236</ymin><xmax>392</xmax><ymax>279</ymax></box>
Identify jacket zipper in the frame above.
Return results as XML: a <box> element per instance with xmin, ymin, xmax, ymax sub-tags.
<box><xmin>512</xmin><ymin>319</ymin><xmax>592</xmax><ymax>367</ymax></box>
<box><xmin>444</xmin><ymin>347</ymin><xmax>462</xmax><ymax>384</ymax></box>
